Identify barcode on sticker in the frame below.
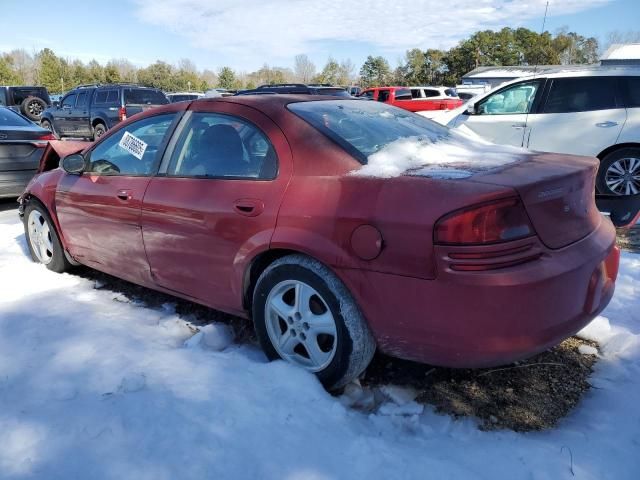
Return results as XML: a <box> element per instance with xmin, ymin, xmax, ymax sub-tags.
<box><xmin>119</xmin><ymin>131</ymin><xmax>147</xmax><ymax>160</ymax></box>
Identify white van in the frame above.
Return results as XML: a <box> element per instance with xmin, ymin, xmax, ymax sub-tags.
<box><xmin>444</xmin><ymin>67</ymin><xmax>640</xmax><ymax>195</ymax></box>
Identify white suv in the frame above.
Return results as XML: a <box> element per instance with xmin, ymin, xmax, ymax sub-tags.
<box><xmin>443</xmin><ymin>68</ymin><xmax>640</xmax><ymax>195</ymax></box>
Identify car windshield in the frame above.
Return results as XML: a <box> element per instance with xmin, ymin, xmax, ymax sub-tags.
<box><xmin>0</xmin><ymin>107</ymin><xmax>32</xmax><ymax>127</ymax></box>
<box><xmin>288</xmin><ymin>99</ymin><xmax>450</xmax><ymax>162</ymax></box>
<box><xmin>124</xmin><ymin>89</ymin><xmax>169</xmax><ymax>105</ymax></box>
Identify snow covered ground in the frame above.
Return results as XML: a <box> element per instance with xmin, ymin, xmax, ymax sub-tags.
<box><xmin>0</xmin><ymin>206</ymin><xmax>639</xmax><ymax>479</ymax></box>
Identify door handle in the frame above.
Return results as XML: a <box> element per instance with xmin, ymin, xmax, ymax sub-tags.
<box><xmin>596</xmin><ymin>121</ymin><xmax>618</xmax><ymax>128</ymax></box>
<box><xmin>233</xmin><ymin>199</ymin><xmax>264</xmax><ymax>217</ymax></box>
<box><xmin>116</xmin><ymin>189</ymin><xmax>132</xmax><ymax>201</ymax></box>
<box><xmin>511</xmin><ymin>123</ymin><xmax>526</xmax><ymax>129</ymax></box>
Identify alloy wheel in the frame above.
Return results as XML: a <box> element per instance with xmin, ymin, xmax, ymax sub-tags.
<box><xmin>605</xmin><ymin>157</ymin><xmax>640</xmax><ymax>195</ymax></box>
<box><xmin>27</xmin><ymin>210</ymin><xmax>54</xmax><ymax>265</ymax></box>
<box><xmin>264</xmin><ymin>280</ymin><xmax>338</xmax><ymax>372</ymax></box>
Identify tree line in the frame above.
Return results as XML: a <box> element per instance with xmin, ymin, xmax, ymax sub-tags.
<box><xmin>0</xmin><ymin>27</ymin><xmax>632</xmax><ymax>94</ymax></box>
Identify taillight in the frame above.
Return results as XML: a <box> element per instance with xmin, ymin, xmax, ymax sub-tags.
<box><xmin>118</xmin><ymin>107</ymin><xmax>127</xmax><ymax>121</ymax></box>
<box><xmin>37</xmin><ymin>133</ymin><xmax>56</xmax><ymax>141</ymax></box>
<box><xmin>434</xmin><ymin>198</ymin><xmax>535</xmax><ymax>245</ymax></box>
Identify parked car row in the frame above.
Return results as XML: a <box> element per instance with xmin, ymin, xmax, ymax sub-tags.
<box><xmin>439</xmin><ymin>67</ymin><xmax>640</xmax><ymax>196</ymax></box>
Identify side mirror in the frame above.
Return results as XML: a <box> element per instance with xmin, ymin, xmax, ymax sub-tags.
<box><xmin>466</xmin><ymin>103</ymin><xmax>476</xmax><ymax>114</ymax></box>
<box><xmin>61</xmin><ymin>154</ymin><xmax>86</xmax><ymax>175</ymax></box>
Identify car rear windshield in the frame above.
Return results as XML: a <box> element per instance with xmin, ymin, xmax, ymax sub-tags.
<box><xmin>124</xmin><ymin>89</ymin><xmax>169</xmax><ymax>105</ymax></box>
<box><xmin>10</xmin><ymin>87</ymin><xmax>51</xmax><ymax>105</ymax></box>
<box><xmin>0</xmin><ymin>107</ymin><xmax>32</xmax><ymax>127</ymax></box>
<box><xmin>288</xmin><ymin>99</ymin><xmax>449</xmax><ymax>163</ymax></box>
<box><xmin>169</xmin><ymin>94</ymin><xmax>199</xmax><ymax>102</ymax></box>
<box><xmin>316</xmin><ymin>88</ymin><xmax>351</xmax><ymax>97</ymax></box>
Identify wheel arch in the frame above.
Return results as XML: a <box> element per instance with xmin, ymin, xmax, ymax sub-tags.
<box><xmin>597</xmin><ymin>143</ymin><xmax>640</xmax><ymax>160</ymax></box>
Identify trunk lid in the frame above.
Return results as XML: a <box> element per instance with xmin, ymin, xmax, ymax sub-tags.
<box><xmin>469</xmin><ymin>152</ymin><xmax>601</xmax><ymax>249</ymax></box>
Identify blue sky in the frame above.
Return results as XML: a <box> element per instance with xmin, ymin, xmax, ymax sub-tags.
<box><xmin>0</xmin><ymin>0</ymin><xmax>638</xmax><ymax>73</ymax></box>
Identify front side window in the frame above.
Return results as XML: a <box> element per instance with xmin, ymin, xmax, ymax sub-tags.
<box><xmin>477</xmin><ymin>81</ymin><xmax>540</xmax><ymax>115</ymax></box>
<box><xmin>62</xmin><ymin>94</ymin><xmax>77</xmax><ymax>109</ymax></box>
<box><xmin>411</xmin><ymin>89</ymin><xmax>422</xmax><ymax>99</ymax></box>
<box><xmin>168</xmin><ymin>112</ymin><xmax>277</xmax><ymax>179</ymax></box>
<box><xmin>86</xmin><ymin>113</ymin><xmax>176</xmax><ymax>175</ymax></box>
<box><xmin>543</xmin><ymin>77</ymin><xmax>617</xmax><ymax>113</ymax></box>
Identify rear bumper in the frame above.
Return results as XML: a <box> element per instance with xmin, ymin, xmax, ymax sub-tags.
<box><xmin>0</xmin><ymin>170</ymin><xmax>37</xmax><ymax>198</ymax></box>
<box><xmin>336</xmin><ymin>218</ymin><xmax>618</xmax><ymax>368</ymax></box>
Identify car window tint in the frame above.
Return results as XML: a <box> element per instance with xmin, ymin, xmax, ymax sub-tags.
<box><xmin>124</xmin><ymin>89</ymin><xmax>169</xmax><ymax>105</ymax></box>
<box><xmin>378</xmin><ymin>90</ymin><xmax>390</xmax><ymax>102</ymax></box>
<box><xmin>411</xmin><ymin>89</ymin><xmax>421</xmax><ymax>99</ymax></box>
<box><xmin>11</xmin><ymin>88</ymin><xmax>49</xmax><ymax>104</ymax></box>
<box><xmin>543</xmin><ymin>77</ymin><xmax>617</xmax><ymax>113</ymax></box>
<box><xmin>623</xmin><ymin>77</ymin><xmax>640</xmax><ymax>108</ymax></box>
<box><xmin>87</xmin><ymin>113</ymin><xmax>176</xmax><ymax>176</ymax></box>
<box><xmin>168</xmin><ymin>112</ymin><xmax>277</xmax><ymax>179</ymax></box>
<box><xmin>106</xmin><ymin>90</ymin><xmax>119</xmax><ymax>104</ymax></box>
<box><xmin>0</xmin><ymin>89</ymin><xmax>6</xmax><ymax>105</ymax></box>
<box><xmin>478</xmin><ymin>81</ymin><xmax>540</xmax><ymax>115</ymax></box>
<box><xmin>76</xmin><ymin>91</ymin><xmax>89</xmax><ymax>108</ymax></box>
<box><xmin>424</xmin><ymin>89</ymin><xmax>440</xmax><ymax>97</ymax></box>
<box><xmin>394</xmin><ymin>89</ymin><xmax>412</xmax><ymax>101</ymax></box>
<box><xmin>0</xmin><ymin>107</ymin><xmax>32</xmax><ymax>126</ymax></box>
<box><xmin>62</xmin><ymin>94</ymin><xmax>77</xmax><ymax>108</ymax></box>
<box><xmin>362</xmin><ymin>90</ymin><xmax>375</xmax><ymax>99</ymax></box>
<box><xmin>95</xmin><ymin>91</ymin><xmax>108</xmax><ymax>104</ymax></box>
<box><xmin>445</xmin><ymin>88</ymin><xmax>458</xmax><ymax>97</ymax></box>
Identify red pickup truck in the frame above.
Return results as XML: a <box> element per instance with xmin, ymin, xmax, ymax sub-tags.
<box><xmin>359</xmin><ymin>86</ymin><xmax>463</xmax><ymax>112</ymax></box>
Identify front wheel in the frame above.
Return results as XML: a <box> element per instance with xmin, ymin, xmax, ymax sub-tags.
<box><xmin>252</xmin><ymin>255</ymin><xmax>376</xmax><ymax>390</ymax></box>
<box><xmin>597</xmin><ymin>148</ymin><xmax>640</xmax><ymax>195</ymax></box>
<box><xmin>23</xmin><ymin>202</ymin><xmax>72</xmax><ymax>273</ymax></box>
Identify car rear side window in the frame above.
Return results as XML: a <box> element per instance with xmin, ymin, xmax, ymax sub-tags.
<box><xmin>76</xmin><ymin>91</ymin><xmax>89</xmax><ymax>108</ymax></box>
<box><xmin>288</xmin><ymin>100</ymin><xmax>449</xmax><ymax>163</ymax></box>
<box><xmin>167</xmin><ymin>112</ymin><xmax>277</xmax><ymax>179</ymax></box>
<box><xmin>543</xmin><ymin>77</ymin><xmax>618</xmax><ymax>113</ymax></box>
<box><xmin>86</xmin><ymin>113</ymin><xmax>176</xmax><ymax>176</ymax></box>
<box><xmin>622</xmin><ymin>77</ymin><xmax>640</xmax><ymax>108</ymax></box>
<box><xmin>424</xmin><ymin>89</ymin><xmax>440</xmax><ymax>97</ymax></box>
<box><xmin>106</xmin><ymin>90</ymin><xmax>119</xmax><ymax>104</ymax></box>
<box><xmin>94</xmin><ymin>91</ymin><xmax>108</xmax><ymax>104</ymax></box>
<box><xmin>394</xmin><ymin>89</ymin><xmax>412</xmax><ymax>101</ymax></box>
<box><xmin>0</xmin><ymin>107</ymin><xmax>32</xmax><ymax>127</ymax></box>
<box><xmin>411</xmin><ymin>89</ymin><xmax>422</xmax><ymax>99</ymax></box>
<box><xmin>124</xmin><ymin>89</ymin><xmax>169</xmax><ymax>105</ymax></box>
<box><xmin>378</xmin><ymin>90</ymin><xmax>390</xmax><ymax>102</ymax></box>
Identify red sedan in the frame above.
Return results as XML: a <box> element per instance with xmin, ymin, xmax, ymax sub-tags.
<box><xmin>19</xmin><ymin>95</ymin><xmax>619</xmax><ymax>389</ymax></box>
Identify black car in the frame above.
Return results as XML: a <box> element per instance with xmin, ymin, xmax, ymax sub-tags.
<box><xmin>237</xmin><ymin>83</ymin><xmax>351</xmax><ymax>97</ymax></box>
<box><xmin>0</xmin><ymin>86</ymin><xmax>52</xmax><ymax>122</ymax></box>
<box><xmin>40</xmin><ymin>83</ymin><xmax>169</xmax><ymax>140</ymax></box>
<box><xmin>0</xmin><ymin>107</ymin><xmax>54</xmax><ymax>198</ymax></box>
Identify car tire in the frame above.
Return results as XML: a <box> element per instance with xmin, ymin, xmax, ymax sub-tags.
<box><xmin>40</xmin><ymin>119</ymin><xmax>54</xmax><ymax>134</ymax></box>
<box><xmin>252</xmin><ymin>254</ymin><xmax>376</xmax><ymax>390</ymax></box>
<box><xmin>597</xmin><ymin>148</ymin><xmax>640</xmax><ymax>196</ymax></box>
<box><xmin>20</xmin><ymin>96</ymin><xmax>47</xmax><ymax>121</ymax></box>
<box><xmin>23</xmin><ymin>201</ymin><xmax>72</xmax><ymax>273</ymax></box>
<box><xmin>93</xmin><ymin>123</ymin><xmax>107</xmax><ymax>140</ymax></box>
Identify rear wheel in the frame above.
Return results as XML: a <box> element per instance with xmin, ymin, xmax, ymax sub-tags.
<box><xmin>252</xmin><ymin>255</ymin><xmax>376</xmax><ymax>390</ymax></box>
<box><xmin>93</xmin><ymin>123</ymin><xmax>107</xmax><ymax>140</ymax></box>
<box><xmin>597</xmin><ymin>148</ymin><xmax>640</xmax><ymax>195</ymax></box>
<box><xmin>21</xmin><ymin>96</ymin><xmax>47</xmax><ymax>121</ymax></box>
<box><xmin>23</xmin><ymin>202</ymin><xmax>72</xmax><ymax>273</ymax></box>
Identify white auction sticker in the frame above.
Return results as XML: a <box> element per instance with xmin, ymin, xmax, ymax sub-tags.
<box><xmin>118</xmin><ymin>131</ymin><xmax>147</xmax><ymax>160</ymax></box>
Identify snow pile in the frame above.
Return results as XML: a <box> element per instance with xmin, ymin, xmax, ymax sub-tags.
<box><xmin>353</xmin><ymin>134</ymin><xmax>530</xmax><ymax>179</ymax></box>
<box><xmin>0</xmin><ymin>208</ymin><xmax>639</xmax><ymax>479</ymax></box>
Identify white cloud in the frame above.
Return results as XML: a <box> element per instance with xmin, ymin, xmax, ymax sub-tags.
<box><xmin>133</xmin><ymin>0</ymin><xmax>610</xmax><ymax>67</ymax></box>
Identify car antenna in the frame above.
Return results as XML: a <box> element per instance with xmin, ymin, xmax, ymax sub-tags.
<box><xmin>524</xmin><ymin>0</ymin><xmax>549</xmax><ymax>141</ymax></box>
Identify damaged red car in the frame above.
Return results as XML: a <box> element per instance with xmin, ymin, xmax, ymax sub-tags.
<box><xmin>19</xmin><ymin>96</ymin><xmax>620</xmax><ymax>389</ymax></box>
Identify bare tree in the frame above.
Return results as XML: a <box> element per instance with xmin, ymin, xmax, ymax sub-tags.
<box><xmin>294</xmin><ymin>54</ymin><xmax>316</xmax><ymax>83</ymax></box>
<box><xmin>603</xmin><ymin>30</ymin><xmax>640</xmax><ymax>52</ymax></box>
<box><xmin>7</xmin><ymin>49</ymin><xmax>34</xmax><ymax>84</ymax></box>
<box><xmin>338</xmin><ymin>59</ymin><xmax>355</xmax><ymax>85</ymax></box>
